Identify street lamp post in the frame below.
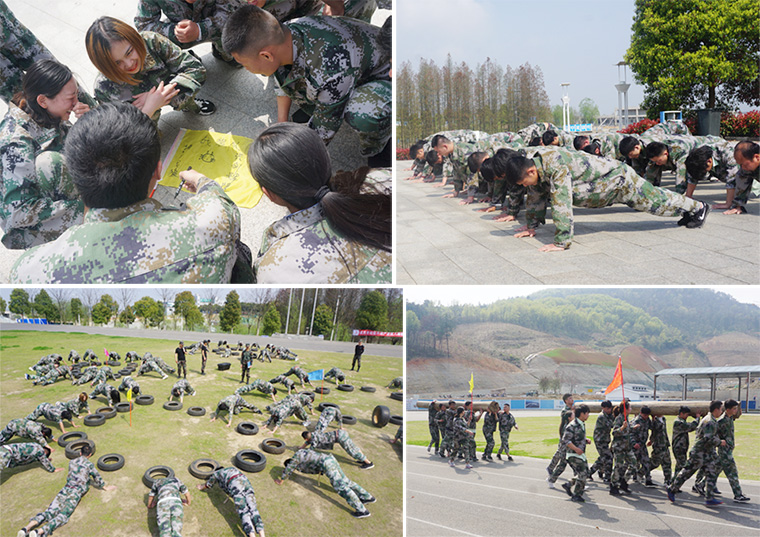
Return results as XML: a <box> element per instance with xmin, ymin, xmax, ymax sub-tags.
<box><xmin>615</xmin><ymin>61</ymin><xmax>630</xmax><ymax>129</ymax></box>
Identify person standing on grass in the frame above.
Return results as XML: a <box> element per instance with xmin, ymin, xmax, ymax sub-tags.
<box><xmin>351</xmin><ymin>339</ymin><xmax>364</xmax><ymax>371</ymax></box>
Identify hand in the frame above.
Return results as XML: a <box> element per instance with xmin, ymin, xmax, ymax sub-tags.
<box><xmin>442</xmin><ymin>193</ymin><xmax>458</xmax><ymax>198</ymax></box>
<box><xmin>720</xmin><ymin>440</ymin><xmax>727</xmax><ymax>447</ymax></box>
<box><xmin>476</xmin><ymin>206</ymin><xmax>497</xmax><ymax>213</ymax></box>
<box><xmin>179</xmin><ymin>169</ymin><xmax>205</xmax><ymax>193</ymax></box>
<box><xmin>54</xmin><ymin>467</ymin><xmax>64</xmax><ymax>473</ymax></box>
<box><xmin>459</xmin><ymin>197</ymin><xmax>474</xmax><ymax>205</ymax></box>
<box><xmin>72</xmin><ymin>102</ymin><xmax>90</xmax><ymax>118</ymax></box>
<box><xmin>104</xmin><ymin>485</ymin><xmax>117</xmax><ymax>491</ymax></box>
<box><xmin>432</xmin><ymin>183</ymin><xmax>445</xmax><ymax>188</ymax></box>
<box><xmin>274</xmin><ymin>478</ymin><xmax>283</xmax><ymax>485</ymax></box>
<box><xmin>196</xmin><ymin>483</ymin><xmax>207</xmax><ymax>490</ymax></box>
<box><xmin>322</xmin><ymin>1</ymin><xmax>345</xmax><ymax>16</ymax></box>
<box><xmin>586</xmin><ymin>439</ymin><xmax>592</xmax><ymax>444</ymax></box>
<box><xmin>174</xmin><ymin>20</ymin><xmax>200</xmax><ymax>43</ymax></box>
<box><xmin>141</xmin><ymin>81</ymin><xmax>180</xmax><ymax>117</ymax></box>
<box><xmin>538</xmin><ymin>244</ymin><xmax>565</xmax><ymax>252</ymax></box>
<box><xmin>723</xmin><ymin>208</ymin><xmax>743</xmax><ymax>215</ymax></box>
<box><xmin>480</xmin><ymin>197</ymin><xmax>492</xmax><ymax>204</ymax></box>
<box><xmin>514</xmin><ymin>228</ymin><xmax>535</xmax><ymax>238</ymax></box>
<box><xmin>493</xmin><ymin>214</ymin><xmax>516</xmax><ymax>222</ymax></box>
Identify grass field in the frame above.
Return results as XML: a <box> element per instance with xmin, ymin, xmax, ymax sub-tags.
<box><xmin>0</xmin><ymin>330</ymin><xmax>402</xmax><ymax>537</ymax></box>
<box><xmin>407</xmin><ymin>413</ymin><xmax>760</xmax><ymax>481</ymax></box>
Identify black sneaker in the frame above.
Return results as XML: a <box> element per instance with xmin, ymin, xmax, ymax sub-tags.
<box><xmin>734</xmin><ymin>495</ymin><xmax>751</xmax><ymax>503</ymax></box>
<box><xmin>685</xmin><ymin>202</ymin><xmax>710</xmax><ymax>228</ymax></box>
<box><xmin>194</xmin><ymin>98</ymin><xmax>216</xmax><ymax>116</ymax></box>
<box><xmin>609</xmin><ymin>486</ymin><xmax>622</xmax><ymax>496</ymax></box>
<box><xmin>587</xmin><ymin>474</ymin><xmax>594</xmax><ymax>482</ymax></box>
<box><xmin>677</xmin><ymin>213</ymin><xmax>691</xmax><ymax>226</ymax></box>
<box><xmin>562</xmin><ymin>482</ymin><xmax>573</xmax><ymax>497</ymax></box>
<box><xmin>570</xmin><ymin>495</ymin><xmax>585</xmax><ymax>503</ymax></box>
<box><xmin>496</xmin><ymin>454</ymin><xmax>502</xmax><ymax>460</ymax></box>
<box><xmin>692</xmin><ymin>483</ymin><xmax>705</xmax><ymax>496</ymax></box>
<box><xmin>713</xmin><ymin>488</ymin><xmax>722</xmax><ymax>496</ymax></box>
<box><xmin>645</xmin><ymin>479</ymin><xmax>656</xmax><ymax>488</ymax></box>
<box><xmin>360</xmin><ymin>461</ymin><xmax>374</xmax><ymax>470</ymax></box>
<box><xmin>620</xmin><ymin>482</ymin><xmax>631</xmax><ymax>494</ymax></box>
<box><xmin>352</xmin><ymin>510</ymin><xmax>371</xmax><ymax>519</ymax></box>
<box><xmin>362</xmin><ymin>496</ymin><xmax>376</xmax><ymax>504</ymax></box>
<box><xmin>507</xmin><ymin>455</ymin><xmax>513</xmax><ymax>461</ymax></box>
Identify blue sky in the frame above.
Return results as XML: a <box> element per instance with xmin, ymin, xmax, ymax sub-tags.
<box><xmin>398</xmin><ymin>0</ymin><xmax>645</xmax><ymax>116</ymax></box>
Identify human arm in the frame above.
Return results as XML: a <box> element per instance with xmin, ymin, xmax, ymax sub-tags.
<box><xmin>321</xmin><ymin>0</ymin><xmax>345</xmax><ymax>15</ymax></box>
<box><xmin>277</xmin><ymin>96</ymin><xmax>292</xmax><ymax>123</ymax></box>
<box><xmin>147</xmin><ymin>494</ymin><xmax>157</xmax><ymax>509</ymax></box>
<box><xmin>147</xmin><ymin>33</ymin><xmax>206</xmax><ymax>108</ymax></box>
<box><xmin>134</xmin><ymin>0</ymin><xmax>178</xmax><ymax>38</ymax></box>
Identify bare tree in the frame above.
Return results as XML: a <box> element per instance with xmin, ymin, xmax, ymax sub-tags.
<box><xmin>48</xmin><ymin>288</ymin><xmax>70</xmax><ymax>324</ymax></box>
<box><xmin>202</xmin><ymin>288</ymin><xmax>220</xmax><ymax>326</ymax></box>
<box><xmin>116</xmin><ymin>288</ymin><xmax>136</xmax><ymax>312</ymax></box>
<box><xmin>79</xmin><ymin>288</ymin><xmax>99</xmax><ymax>326</ymax></box>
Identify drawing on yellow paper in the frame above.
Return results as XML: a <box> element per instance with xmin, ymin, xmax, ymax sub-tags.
<box><xmin>160</xmin><ymin>128</ymin><xmax>262</xmax><ymax>208</ymax></box>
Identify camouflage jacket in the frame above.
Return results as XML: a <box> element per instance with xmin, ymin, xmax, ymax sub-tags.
<box><xmin>428</xmin><ymin>402</ymin><xmax>439</xmax><ymax>425</ymax></box>
<box><xmin>644</xmin><ymin>135</ymin><xmax>704</xmax><ymax>186</ymax></box>
<box><xmin>150</xmin><ymin>476</ymin><xmax>188</xmax><ymax>502</ymax></box>
<box><xmin>2</xmin><ymin>418</ymin><xmax>48</xmax><ymax>445</ymax></box>
<box><xmin>482</xmin><ymin>411</ymin><xmax>497</xmax><ymax>433</ymax></box>
<box><xmin>716</xmin><ymin>413</ymin><xmax>735</xmax><ymax>452</ymax></box>
<box><xmin>558</xmin><ymin>404</ymin><xmax>574</xmax><ymax>437</ymax></box>
<box><xmin>135</xmin><ymin>0</ymin><xmax>246</xmax><ymax>45</ymax></box>
<box><xmin>10</xmin><ymin>178</ymin><xmax>241</xmax><ymax>284</ymax></box>
<box><xmin>639</xmin><ymin>121</ymin><xmax>690</xmax><ymax>144</ymax></box>
<box><xmin>264</xmin><ymin>0</ymin><xmax>377</xmax><ymax>23</ymax></box>
<box><xmin>435</xmin><ymin>408</ymin><xmax>447</xmax><ymax>428</ymax></box>
<box><xmin>561</xmin><ymin>418</ymin><xmax>587</xmax><ymax>456</ymax></box>
<box><xmin>119</xmin><ymin>376</ymin><xmax>140</xmax><ymax>393</ymax></box>
<box><xmin>172</xmin><ymin>379</ymin><xmax>193</xmax><ymax>394</ymax></box>
<box><xmin>443</xmin><ymin>407</ymin><xmax>457</xmax><ymax>432</ymax></box>
<box><xmin>61</xmin><ymin>397</ymin><xmax>89</xmax><ymax>417</ymax></box>
<box><xmin>274</xmin><ymin>16</ymin><xmax>390</xmax><ymax>145</ymax></box>
<box><xmin>689</xmin><ymin>138</ymin><xmax>739</xmax><ymax>188</ymax></box>
<box><xmin>270</xmin><ymin>374</ymin><xmax>295</xmax><ymax>389</ymax></box>
<box><xmin>308</xmin><ymin>428</ymin><xmax>344</xmax><ymax>449</ymax></box>
<box><xmin>611</xmin><ymin>413</ymin><xmax>633</xmax><ymax>450</ymax></box>
<box><xmin>206</xmin><ymin>466</ymin><xmax>253</xmax><ymax>496</ymax></box>
<box><xmin>325</xmin><ymin>367</ymin><xmax>345</xmax><ymax>381</ymax></box>
<box><xmin>317</xmin><ymin>405</ymin><xmax>342</xmax><ymax>425</ymax></box>
<box><xmin>0</xmin><ymin>104</ymin><xmax>83</xmax><ymax>249</ymax></box>
<box><xmin>594</xmin><ymin>132</ymin><xmax>627</xmax><ymax>161</ymax></box>
<box><xmin>733</xmin><ymin>166</ymin><xmax>759</xmax><ymax>210</ymax></box>
<box><xmin>517</xmin><ymin>122</ymin><xmax>573</xmax><ymax>147</ymax></box>
<box><xmin>525</xmin><ymin>146</ymin><xmax>645</xmax><ymax>248</ymax></box>
<box><xmin>452</xmin><ymin>416</ymin><xmax>471</xmax><ymax>439</ymax></box>
<box><xmin>66</xmin><ymin>456</ymin><xmax>106</xmax><ymax>494</ymax></box>
<box><xmin>650</xmin><ymin>416</ymin><xmax>669</xmax><ymax>448</ymax></box>
<box><xmin>497</xmin><ymin>411</ymin><xmax>516</xmax><ymax>433</ymax></box>
<box><xmin>219</xmin><ymin>394</ymin><xmax>247</xmax><ymax>414</ymax></box>
<box><xmin>94</xmin><ymin>31</ymin><xmax>206</xmax><ymax>117</ymax></box>
<box><xmin>254</xmin><ymin>169</ymin><xmax>391</xmax><ymax>284</ymax></box>
<box><xmin>420</xmin><ymin>129</ymin><xmax>489</xmax><ymax>177</ymax></box>
<box><xmin>0</xmin><ymin>442</ymin><xmax>55</xmax><ymax>472</ymax></box>
<box><xmin>693</xmin><ymin>413</ymin><xmax>721</xmax><ymax>452</ymax></box>
<box><xmin>282</xmin><ymin>448</ymin><xmax>333</xmax><ymax>479</ymax></box>
<box><xmin>631</xmin><ymin>414</ymin><xmax>650</xmax><ymax>446</ymax></box>
<box><xmin>593</xmin><ymin>411</ymin><xmax>614</xmax><ymax>447</ymax></box>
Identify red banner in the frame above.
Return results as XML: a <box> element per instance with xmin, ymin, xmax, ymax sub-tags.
<box><xmin>352</xmin><ymin>330</ymin><xmax>403</xmax><ymax>338</ymax></box>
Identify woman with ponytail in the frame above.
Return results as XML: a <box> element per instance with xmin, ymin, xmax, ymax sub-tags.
<box><xmin>249</xmin><ymin>122</ymin><xmax>391</xmax><ymax>283</ymax></box>
<box><xmin>0</xmin><ymin>59</ymin><xmax>88</xmax><ymax>249</ymax></box>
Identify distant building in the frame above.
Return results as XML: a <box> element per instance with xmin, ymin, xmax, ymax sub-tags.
<box><xmin>596</xmin><ymin>108</ymin><xmax>648</xmax><ymax>129</ymax></box>
<box><xmin>603</xmin><ymin>383</ymin><xmax>656</xmax><ymax>401</ymax></box>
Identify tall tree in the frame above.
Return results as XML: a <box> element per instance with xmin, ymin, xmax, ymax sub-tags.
<box><xmin>116</xmin><ymin>288</ymin><xmax>136</xmax><ymax>312</ymax></box>
<box><xmin>578</xmin><ymin>98</ymin><xmax>600</xmax><ymax>124</ymax></box>
<box><xmin>33</xmin><ymin>289</ymin><xmax>59</xmax><ymax>322</ymax></box>
<box><xmin>312</xmin><ymin>303</ymin><xmax>334</xmax><ymax>337</ymax></box>
<box><xmin>261</xmin><ymin>305</ymin><xmax>281</xmax><ymax>336</ymax></box>
<box><xmin>70</xmin><ymin>298</ymin><xmax>84</xmax><ymax>324</ymax></box>
<box><xmin>9</xmin><ymin>289</ymin><xmax>31</xmax><ymax>316</ymax></box>
<box><xmin>626</xmin><ymin>0</ymin><xmax>760</xmax><ymax>114</ymax></box>
<box><xmin>49</xmin><ymin>289</ymin><xmax>70</xmax><ymax>324</ymax></box>
<box><xmin>355</xmin><ymin>291</ymin><xmax>388</xmax><ymax>333</ymax></box>
<box><xmin>134</xmin><ymin>297</ymin><xmax>165</xmax><ymax>328</ymax></box>
<box><xmin>119</xmin><ymin>306</ymin><xmax>136</xmax><ymax>326</ymax></box>
<box><xmin>0</xmin><ymin>296</ymin><xmax>6</xmax><ymax>315</ymax></box>
<box><xmin>219</xmin><ymin>291</ymin><xmax>241</xmax><ymax>333</ymax></box>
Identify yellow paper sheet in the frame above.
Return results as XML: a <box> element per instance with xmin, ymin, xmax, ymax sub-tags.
<box><xmin>161</xmin><ymin>128</ymin><xmax>262</xmax><ymax>208</ymax></box>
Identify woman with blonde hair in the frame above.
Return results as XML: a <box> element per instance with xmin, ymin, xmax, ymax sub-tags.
<box><xmin>85</xmin><ymin>16</ymin><xmax>215</xmax><ymax>120</ymax></box>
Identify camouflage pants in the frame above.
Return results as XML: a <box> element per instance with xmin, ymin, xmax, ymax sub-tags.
<box><xmin>696</xmin><ymin>448</ymin><xmax>743</xmax><ymax>498</ymax></box>
<box><xmin>465</xmin><ymin>432</ymin><xmax>477</xmax><ymax>460</ymax></box>
<box><xmin>343</xmin><ymin>79</ymin><xmax>391</xmax><ymax>157</ymax></box>
<box><xmin>633</xmin><ymin>444</ymin><xmax>651</xmax><ymax>480</ymax></box>
<box><xmin>2</xmin><ymin>151</ymin><xmax>82</xmax><ymax>250</ymax></box>
<box><xmin>548</xmin><ymin>443</ymin><xmax>568</xmax><ymax>481</ymax></box>
<box><xmin>38</xmin><ymin>371</ymin><xmax>64</xmax><ymax>385</ymax></box>
<box><xmin>482</xmin><ymin>426</ymin><xmax>495</xmax><ymax>457</ymax></box>
<box><xmin>232</xmin><ymin>490</ymin><xmax>264</xmax><ymax>536</ymax></box>
<box><xmin>449</xmin><ymin>434</ymin><xmax>472</xmax><ymax>463</ymax></box>
<box><xmin>0</xmin><ymin>424</ymin><xmax>15</xmax><ymax>444</ymax></box>
<box><xmin>496</xmin><ymin>429</ymin><xmax>512</xmax><ymax>456</ymax></box>
<box><xmin>394</xmin><ymin>424</ymin><xmax>403</xmax><ymax>442</ymax></box>
<box><xmin>315</xmin><ymin>409</ymin><xmax>339</xmax><ymax>433</ymax></box>
<box><xmin>25</xmin><ymin>403</ymin><xmax>48</xmax><ymax>421</ymax></box>
<box><xmin>0</xmin><ymin>447</ymin><xmax>10</xmax><ymax>468</ymax></box>
<box><xmin>589</xmin><ymin>443</ymin><xmax>613</xmax><ymax>480</ymax></box>
<box><xmin>428</xmin><ymin>422</ymin><xmax>440</xmax><ymax>452</ymax></box>
<box><xmin>334</xmin><ymin>429</ymin><xmax>366</xmax><ymax>462</ymax></box>
<box><xmin>156</xmin><ymin>497</ymin><xmax>183</xmax><ymax>537</ymax></box>
<box><xmin>323</xmin><ymin>457</ymin><xmax>372</xmax><ymax>512</ymax></box>
<box><xmin>673</xmin><ymin>446</ymin><xmax>688</xmax><ymax>476</ymax></box>
<box><xmin>566</xmin><ymin>456</ymin><xmax>589</xmax><ymax>497</ymax></box>
<box><xmin>154</xmin><ymin>358</ymin><xmax>176</xmax><ymax>375</ymax></box>
<box><xmin>671</xmin><ymin>448</ymin><xmax>718</xmax><ymax>500</ymax></box>
<box><xmin>139</xmin><ymin>361</ymin><xmax>166</xmax><ymax>377</ymax></box>
<box><xmin>266</xmin><ymin>407</ymin><xmax>291</xmax><ymax>428</ymax></box>
<box><xmin>611</xmin><ymin>447</ymin><xmax>638</xmax><ymax>488</ymax></box>
<box><xmin>649</xmin><ymin>444</ymin><xmax>672</xmax><ymax>483</ymax></box>
<box><xmin>439</xmin><ymin>429</ymin><xmax>454</xmax><ymax>456</ymax></box>
<box><xmin>31</xmin><ymin>487</ymin><xmax>81</xmax><ymax>537</ymax></box>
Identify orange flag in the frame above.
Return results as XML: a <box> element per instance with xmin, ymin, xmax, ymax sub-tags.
<box><xmin>605</xmin><ymin>356</ymin><xmax>624</xmax><ymax>395</ymax></box>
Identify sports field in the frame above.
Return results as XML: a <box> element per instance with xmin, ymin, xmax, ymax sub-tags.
<box><xmin>0</xmin><ymin>329</ymin><xmax>403</xmax><ymax>537</ymax></box>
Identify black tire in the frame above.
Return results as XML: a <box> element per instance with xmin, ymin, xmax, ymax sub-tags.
<box><xmin>337</xmin><ymin>384</ymin><xmax>355</xmax><ymax>392</ymax></box>
<box><xmin>143</xmin><ymin>465</ymin><xmax>175</xmax><ymax>488</ymax></box>
<box><xmin>236</xmin><ymin>421</ymin><xmax>259</xmax><ymax>435</ymax></box>
<box><xmin>372</xmin><ymin>405</ymin><xmax>390</xmax><ymax>428</ymax></box>
<box><xmin>65</xmin><ymin>439</ymin><xmax>96</xmax><ymax>459</ymax></box>
<box><xmin>118</xmin><ymin>369</ymin><xmax>130</xmax><ymax>375</ymax></box>
<box><xmin>389</xmin><ymin>414</ymin><xmax>403</xmax><ymax>426</ymax></box>
<box><xmin>217</xmin><ymin>362</ymin><xmax>231</xmax><ymax>371</ymax></box>
<box><xmin>234</xmin><ymin>450</ymin><xmax>267</xmax><ymax>473</ymax></box>
<box><xmin>115</xmin><ymin>402</ymin><xmax>134</xmax><ymax>412</ymax></box>
<box><xmin>188</xmin><ymin>458</ymin><xmax>220</xmax><ymax>479</ymax></box>
<box><xmin>135</xmin><ymin>395</ymin><xmax>154</xmax><ymax>406</ymax></box>
<box><xmin>360</xmin><ymin>386</ymin><xmax>376</xmax><ymax>393</ymax></box>
<box><xmin>314</xmin><ymin>386</ymin><xmax>330</xmax><ymax>395</ymax></box>
<box><xmin>317</xmin><ymin>402</ymin><xmax>340</xmax><ymax>412</ymax></box>
<box><xmin>107</xmin><ymin>360</ymin><xmax>120</xmax><ymax>367</ymax></box>
<box><xmin>58</xmin><ymin>431</ymin><xmax>87</xmax><ymax>448</ymax></box>
<box><xmin>390</xmin><ymin>392</ymin><xmax>404</xmax><ymax>401</ymax></box>
<box><xmin>342</xmin><ymin>415</ymin><xmax>357</xmax><ymax>425</ymax></box>
<box><xmin>187</xmin><ymin>406</ymin><xmax>206</xmax><ymax>417</ymax></box>
<box><xmin>231</xmin><ymin>351</ymin><xmax>240</xmax><ymax>356</ymax></box>
<box><xmin>83</xmin><ymin>414</ymin><xmax>106</xmax><ymax>427</ymax></box>
<box><xmin>260</xmin><ymin>438</ymin><xmax>286</xmax><ymax>455</ymax></box>
<box><xmin>300</xmin><ymin>390</ymin><xmax>316</xmax><ymax>401</ymax></box>
<box><xmin>113</xmin><ymin>373</ymin><xmax>121</xmax><ymax>379</ymax></box>
<box><xmin>97</xmin><ymin>453</ymin><xmax>125</xmax><ymax>471</ymax></box>
<box><xmin>96</xmin><ymin>407</ymin><xmax>117</xmax><ymax>419</ymax></box>
<box><xmin>163</xmin><ymin>401</ymin><xmax>183</xmax><ymax>411</ymax></box>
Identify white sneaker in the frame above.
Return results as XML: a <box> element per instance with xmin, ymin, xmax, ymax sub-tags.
<box><xmin>547</xmin><ymin>477</ymin><xmax>555</xmax><ymax>489</ymax></box>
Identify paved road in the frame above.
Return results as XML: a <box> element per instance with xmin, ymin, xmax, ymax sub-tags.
<box><xmin>397</xmin><ymin>161</ymin><xmax>760</xmax><ymax>285</ymax></box>
<box><xmin>0</xmin><ymin>0</ymin><xmax>390</xmax><ymax>282</ymax></box>
<box><xmin>406</xmin><ymin>445</ymin><xmax>760</xmax><ymax>537</ymax></box>
<box><xmin>0</xmin><ymin>322</ymin><xmax>403</xmax><ymax>358</ymax></box>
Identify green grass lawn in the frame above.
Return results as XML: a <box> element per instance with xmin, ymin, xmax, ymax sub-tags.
<box><xmin>0</xmin><ymin>330</ymin><xmax>402</xmax><ymax>537</ymax></box>
<box><xmin>407</xmin><ymin>413</ymin><xmax>760</xmax><ymax>480</ymax></box>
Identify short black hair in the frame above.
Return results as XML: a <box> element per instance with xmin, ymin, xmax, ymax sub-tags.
<box><xmin>80</xmin><ymin>443</ymin><xmax>93</xmax><ymax>457</ymax></box>
<box><xmin>301</xmin><ymin>431</ymin><xmax>310</xmax><ymax>439</ymax></box>
<box><xmin>528</xmin><ymin>136</ymin><xmax>542</xmax><ymax>147</ymax></box>
<box><xmin>640</xmin><ymin>405</ymin><xmax>651</xmax><ymax>415</ymax></box>
<box><xmin>503</xmin><ymin>155</ymin><xmax>536</xmax><ymax>188</ymax></box>
<box><xmin>41</xmin><ymin>425</ymin><xmax>53</xmax><ymax>440</ymax></box>
<box><xmin>172</xmin><ymin>387</ymin><xmax>181</xmax><ymax>397</ymax></box>
<box><xmin>65</xmin><ymin>102</ymin><xmax>160</xmax><ymax>209</ymax></box>
<box><xmin>222</xmin><ymin>4</ymin><xmax>284</xmax><ymax>56</ymax></box>
<box><xmin>409</xmin><ymin>141</ymin><xmax>424</xmax><ymax>158</ymax></box>
<box><xmin>601</xmin><ymin>400</ymin><xmax>612</xmax><ymax>408</ymax></box>
<box><xmin>479</xmin><ymin>158</ymin><xmax>495</xmax><ymax>183</ymax></box>
<box><xmin>574</xmin><ymin>404</ymin><xmax>590</xmax><ymax>418</ymax></box>
<box><xmin>735</xmin><ymin>140</ymin><xmax>759</xmax><ymax>160</ymax></box>
<box><xmin>645</xmin><ymin>141</ymin><xmax>668</xmax><ymax>160</ymax></box>
<box><xmin>110</xmin><ymin>390</ymin><xmax>121</xmax><ymax>404</ymax></box>
<box><xmin>724</xmin><ymin>399</ymin><xmax>739</xmax><ymax>410</ymax></box>
<box><xmin>684</xmin><ymin>146</ymin><xmax>713</xmax><ymax>182</ymax></box>
<box><xmin>573</xmin><ymin>135</ymin><xmax>589</xmax><ymax>150</ymax></box>
<box><xmin>678</xmin><ymin>406</ymin><xmax>691</xmax><ymax>415</ymax></box>
<box><xmin>61</xmin><ymin>409</ymin><xmax>73</xmax><ymax>421</ymax></box>
<box><xmin>562</xmin><ymin>393</ymin><xmax>573</xmax><ymax>403</ymax></box>
<box><xmin>431</xmin><ymin>135</ymin><xmax>450</xmax><ymax>149</ymax></box>
<box><xmin>132</xmin><ymin>385</ymin><xmax>140</xmax><ymax>395</ymax></box>
<box><xmin>582</xmin><ymin>141</ymin><xmax>602</xmax><ymax>156</ymax></box>
<box><xmin>619</xmin><ymin>136</ymin><xmax>640</xmax><ymax>158</ymax></box>
<box><xmin>709</xmin><ymin>400</ymin><xmax>723</xmax><ymax>413</ymax></box>
<box><xmin>425</xmin><ymin>149</ymin><xmax>439</xmax><ymax>166</ymax></box>
<box><xmin>491</xmin><ymin>148</ymin><xmax>523</xmax><ymax>178</ymax></box>
<box><xmin>467</xmin><ymin>151</ymin><xmax>488</xmax><ymax>173</ymax></box>
<box><xmin>541</xmin><ymin>130</ymin><xmax>558</xmax><ymax>146</ymax></box>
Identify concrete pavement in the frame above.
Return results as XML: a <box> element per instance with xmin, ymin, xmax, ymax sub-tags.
<box><xmin>396</xmin><ymin>161</ymin><xmax>760</xmax><ymax>285</ymax></box>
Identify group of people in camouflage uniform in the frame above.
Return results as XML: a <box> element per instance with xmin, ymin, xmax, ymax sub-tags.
<box><xmin>2</xmin><ymin>0</ymin><xmax>392</xmax><ymax>284</ymax></box>
<box><xmin>406</xmin><ymin>120</ymin><xmax>759</xmax><ymax>250</ymax></box>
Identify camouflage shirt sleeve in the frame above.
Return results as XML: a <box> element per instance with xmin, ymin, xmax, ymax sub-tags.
<box><xmin>134</xmin><ymin>0</ymin><xmax>177</xmax><ymax>38</ymax></box>
<box><xmin>145</xmin><ymin>32</ymin><xmax>206</xmax><ymax>107</ymax></box>
<box><xmin>281</xmin><ymin>456</ymin><xmax>300</xmax><ymax>481</ymax></box>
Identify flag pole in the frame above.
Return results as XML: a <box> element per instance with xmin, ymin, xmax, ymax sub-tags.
<box><xmin>619</xmin><ymin>354</ymin><xmax>627</xmax><ymax>421</ymax></box>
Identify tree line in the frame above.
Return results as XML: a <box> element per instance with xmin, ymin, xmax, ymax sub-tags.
<box><xmin>3</xmin><ymin>288</ymin><xmax>403</xmax><ymax>344</ymax></box>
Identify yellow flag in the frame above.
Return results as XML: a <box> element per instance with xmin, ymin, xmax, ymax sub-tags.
<box><xmin>469</xmin><ymin>372</ymin><xmax>474</xmax><ymax>394</ymax></box>
<box><xmin>127</xmin><ymin>388</ymin><xmax>133</xmax><ymax>402</ymax></box>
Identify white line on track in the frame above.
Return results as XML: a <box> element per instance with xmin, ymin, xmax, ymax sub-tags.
<box><xmin>408</xmin><ymin>489</ymin><xmax>647</xmax><ymax>537</ymax></box>
<box><xmin>407</xmin><ymin>472</ymin><xmax>760</xmax><ymax>532</ymax></box>
<box><xmin>407</xmin><ymin>517</ymin><xmax>487</xmax><ymax>537</ymax></box>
